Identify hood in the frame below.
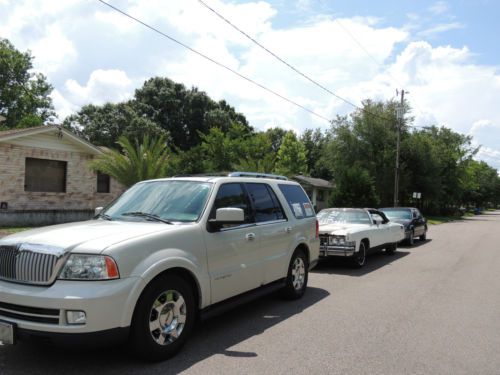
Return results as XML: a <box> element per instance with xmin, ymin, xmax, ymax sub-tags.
<box><xmin>318</xmin><ymin>223</ymin><xmax>369</xmax><ymax>236</ymax></box>
<box><xmin>388</xmin><ymin>218</ymin><xmax>412</xmax><ymax>227</ymax></box>
<box><xmin>0</xmin><ymin>219</ymin><xmax>179</xmax><ymax>254</ymax></box>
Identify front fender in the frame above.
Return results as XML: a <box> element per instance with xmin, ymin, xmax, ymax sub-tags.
<box><xmin>119</xmin><ymin>249</ymin><xmax>211</xmax><ymax>327</ymax></box>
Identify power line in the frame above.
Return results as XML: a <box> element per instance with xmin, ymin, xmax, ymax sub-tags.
<box><xmin>332</xmin><ymin>17</ymin><xmax>427</xmax><ymax>117</ymax></box>
<box><xmin>196</xmin><ymin>0</ymin><xmax>404</xmax><ymax>126</ymax></box>
<box><xmin>197</xmin><ymin>0</ymin><xmax>360</xmax><ymax>110</ymax></box>
<box><xmin>96</xmin><ymin>0</ymin><xmax>332</xmax><ymax>124</ymax></box>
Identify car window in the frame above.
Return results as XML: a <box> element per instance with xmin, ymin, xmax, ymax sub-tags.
<box><xmin>371</xmin><ymin>213</ymin><xmax>386</xmax><ymax>224</ymax></box>
<box><xmin>246</xmin><ymin>183</ymin><xmax>285</xmax><ymax>223</ymax></box>
<box><xmin>317</xmin><ymin>210</ymin><xmax>371</xmax><ymax>225</ymax></box>
<box><xmin>278</xmin><ymin>184</ymin><xmax>315</xmax><ymax>219</ymax></box>
<box><xmin>210</xmin><ymin>183</ymin><xmax>252</xmax><ymax>226</ymax></box>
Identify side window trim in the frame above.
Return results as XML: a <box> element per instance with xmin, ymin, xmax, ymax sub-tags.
<box><xmin>265</xmin><ymin>184</ymin><xmax>288</xmax><ymax>221</ymax></box>
<box><xmin>245</xmin><ymin>182</ymin><xmax>287</xmax><ymax>224</ymax></box>
<box><xmin>207</xmin><ymin>182</ymin><xmax>256</xmax><ymax>232</ymax></box>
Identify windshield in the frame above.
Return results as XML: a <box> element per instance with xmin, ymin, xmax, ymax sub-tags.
<box><xmin>103</xmin><ymin>180</ymin><xmax>212</xmax><ymax>223</ymax></box>
<box><xmin>381</xmin><ymin>209</ymin><xmax>412</xmax><ymax>220</ymax></box>
<box><xmin>317</xmin><ymin>209</ymin><xmax>371</xmax><ymax>225</ymax></box>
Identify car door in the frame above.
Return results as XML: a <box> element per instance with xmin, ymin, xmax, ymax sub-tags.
<box><xmin>245</xmin><ymin>183</ymin><xmax>294</xmax><ymax>284</ymax></box>
<box><xmin>368</xmin><ymin>212</ymin><xmax>388</xmax><ymax>248</ymax></box>
<box><xmin>413</xmin><ymin>209</ymin><xmax>425</xmax><ymax>236</ymax></box>
<box><xmin>204</xmin><ymin>183</ymin><xmax>263</xmax><ymax>304</ymax></box>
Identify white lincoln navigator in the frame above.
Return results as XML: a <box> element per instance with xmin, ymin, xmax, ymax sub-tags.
<box><xmin>0</xmin><ymin>172</ymin><xmax>319</xmax><ymax>360</ymax></box>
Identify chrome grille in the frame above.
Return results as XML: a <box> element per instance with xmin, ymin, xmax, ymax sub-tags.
<box><xmin>0</xmin><ymin>245</ymin><xmax>59</xmax><ymax>284</ymax></box>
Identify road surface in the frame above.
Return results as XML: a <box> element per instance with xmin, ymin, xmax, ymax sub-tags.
<box><xmin>1</xmin><ymin>211</ymin><xmax>500</xmax><ymax>374</ymax></box>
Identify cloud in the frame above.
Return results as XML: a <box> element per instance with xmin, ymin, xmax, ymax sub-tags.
<box><xmin>428</xmin><ymin>1</ymin><xmax>449</xmax><ymax>16</ymax></box>
<box><xmin>1</xmin><ymin>0</ymin><xmax>500</xmax><ymax>170</ymax></box>
<box><xmin>52</xmin><ymin>69</ymin><xmax>134</xmax><ymax>118</ymax></box>
<box><xmin>418</xmin><ymin>22</ymin><xmax>464</xmax><ymax>38</ymax></box>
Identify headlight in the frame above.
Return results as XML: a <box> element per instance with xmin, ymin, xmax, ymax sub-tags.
<box><xmin>328</xmin><ymin>235</ymin><xmax>355</xmax><ymax>247</ymax></box>
<box><xmin>59</xmin><ymin>254</ymin><xmax>120</xmax><ymax>280</ymax></box>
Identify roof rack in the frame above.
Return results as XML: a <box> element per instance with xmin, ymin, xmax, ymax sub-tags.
<box><xmin>227</xmin><ymin>172</ymin><xmax>288</xmax><ymax>180</ymax></box>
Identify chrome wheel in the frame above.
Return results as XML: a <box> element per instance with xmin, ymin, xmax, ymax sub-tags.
<box><xmin>356</xmin><ymin>243</ymin><xmax>366</xmax><ymax>266</ymax></box>
<box><xmin>291</xmin><ymin>257</ymin><xmax>306</xmax><ymax>290</ymax></box>
<box><xmin>149</xmin><ymin>290</ymin><xmax>186</xmax><ymax>346</ymax></box>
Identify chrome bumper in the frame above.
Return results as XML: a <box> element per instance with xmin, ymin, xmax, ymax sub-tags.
<box><xmin>319</xmin><ymin>245</ymin><xmax>355</xmax><ymax>257</ymax></box>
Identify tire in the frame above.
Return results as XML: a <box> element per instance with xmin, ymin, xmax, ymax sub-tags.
<box><xmin>386</xmin><ymin>242</ymin><xmax>397</xmax><ymax>255</ymax></box>
<box><xmin>351</xmin><ymin>241</ymin><xmax>367</xmax><ymax>268</ymax></box>
<box><xmin>129</xmin><ymin>274</ymin><xmax>195</xmax><ymax>361</ymax></box>
<box><xmin>408</xmin><ymin>230</ymin><xmax>415</xmax><ymax>246</ymax></box>
<box><xmin>282</xmin><ymin>248</ymin><xmax>308</xmax><ymax>300</ymax></box>
<box><xmin>419</xmin><ymin>230</ymin><xmax>427</xmax><ymax>241</ymax></box>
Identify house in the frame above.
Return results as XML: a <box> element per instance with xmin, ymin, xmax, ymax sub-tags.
<box><xmin>292</xmin><ymin>175</ymin><xmax>333</xmax><ymax>211</ymax></box>
<box><xmin>0</xmin><ymin>125</ymin><xmax>124</xmax><ymax>226</ymax></box>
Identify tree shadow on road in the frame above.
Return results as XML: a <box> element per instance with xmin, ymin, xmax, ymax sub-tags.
<box><xmin>0</xmin><ymin>287</ymin><xmax>329</xmax><ymax>375</ymax></box>
<box><xmin>312</xmin><ymin>250</ymin><xmax>410</xmax><ymax>277</ymax></box>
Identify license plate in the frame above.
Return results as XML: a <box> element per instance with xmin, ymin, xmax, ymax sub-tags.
<box><xmin>0</xmin><ymin>321</ymin><xmax>15</xmax><ymax>345</ymax></box>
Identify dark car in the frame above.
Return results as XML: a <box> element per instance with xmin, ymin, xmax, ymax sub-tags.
<box><xmin>379</xmin><ymin>207</ymin><xmax>427</xmax><ymax>245</ymax></box>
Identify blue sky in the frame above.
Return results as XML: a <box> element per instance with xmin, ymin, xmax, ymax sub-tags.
<box><xmin>1</xmin><ymin>0</ymin><xmax>499</xmax><ymax>170</ymax></box>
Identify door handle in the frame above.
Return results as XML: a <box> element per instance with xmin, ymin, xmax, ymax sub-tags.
<box><xmin>285</xmin><ymin>227</ymin><xmax>292</xmax><ymax>233</ymax></box>
<box><xmin>246</xmin><ymin>233</ymin><xmax>256</xmax><ymax>241</ymax></box>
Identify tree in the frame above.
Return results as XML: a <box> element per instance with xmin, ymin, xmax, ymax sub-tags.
<box><xmin>274</xmin><ymin>132</ymin><xmax>308</xmax><ymax>176</ymax></box>
<box><xmin>89</xmin><ymin>135</ymin><xmax>170</xmax><ymax>187</ymax></box>
<box><xmin>63</xmin><ymin>102</ymin><xmax>167</xmax><ymax>148</ymax></box>
<box><xmin>0</xmin><ymin>38</ymin><xmax>55</xmax><ymax>128</ymax></box>
<box><xmin>328</xmin><ymin>164</ymin><xmax>379</xmax><ymax>207</ymax></box>
<box><xmin>134</xmin><ymin>77</ymin><xmax>251</xmax><ymax>150</ymax></box>
<box><xmin>300</xmin><ymin>128</ymin><xmax>331</xmax><ymax>179</ymax></box>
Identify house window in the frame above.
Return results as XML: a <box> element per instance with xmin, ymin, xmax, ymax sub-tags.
<box><xmin>25</xmin><ymin>158</ymin><xmax>67</xmax><ymax>193</ymax></box>
<box><xmin>97</xmin><ymin>172</ymin><xmax>110</xmax><ymax>193</ymax></box>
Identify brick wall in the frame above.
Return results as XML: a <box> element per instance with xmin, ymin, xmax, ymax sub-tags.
<box><xmin>0</xmin><ymin>143</ymin><xmax>125</xmax><ymax>210</ymax></box>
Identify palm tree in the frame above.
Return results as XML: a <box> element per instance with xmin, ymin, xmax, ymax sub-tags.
<box><xmin>89</xmin><ymin>135</ymin><xmax>169</xmax><ymax>187</ymax></box>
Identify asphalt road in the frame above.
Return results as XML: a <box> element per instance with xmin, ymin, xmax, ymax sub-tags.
<box><xmin>1</xmin><ymin>211</ymin><xmax>500</xmax><ymax>374</ymax></box>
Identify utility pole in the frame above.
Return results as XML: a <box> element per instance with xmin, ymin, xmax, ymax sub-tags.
<box><xmin>394</xmin><ymin>89</ymin><xmax>405</xmax><ymax>207</ymax></box>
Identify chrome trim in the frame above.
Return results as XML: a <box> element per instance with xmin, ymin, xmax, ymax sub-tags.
<box><xmin>0</xmin><ymin>244</ymin><xmax>70</xmax><ymax>286</ymax></box>
<box><xmin>319</xmin><ymin>245</ymin><xmax>356</xmax><ymax>257</ymax></box>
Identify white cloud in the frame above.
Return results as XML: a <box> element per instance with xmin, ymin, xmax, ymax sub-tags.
<box><xmin>30</xmin><ymin>25</ymin><xmax>77</xmax><ymax>75</ymax></box>
<box><xmin>61</xmin><ymin>69</ymin><xmax>134</xmax><ymax>110</ymax></box>
<box><xmin>1</xmin><ymin>0</ymin><xmax>500</xmax><ymax>170</ymax></box>
<box><xmin>428</xmin><ymin>1</ymin><xmax>449</xmax><ymax>16</ymax></box>
<box><xmin>418</xmin><ymin>22</ymin><xmax>464</xmax><ymax>38</ymax></box>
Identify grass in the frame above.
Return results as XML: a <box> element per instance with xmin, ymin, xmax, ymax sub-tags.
<box><xmin>0</xmin><ymin>227</ymin><xmax>33</xmax><ymax>236</ymax></box>
<box><xmin>426</xmin><ymin>215</ymin><xmax>464</xmax><ymax>225</ymax></box>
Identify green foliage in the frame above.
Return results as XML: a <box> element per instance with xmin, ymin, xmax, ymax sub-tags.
<box><xmin>63</xmin><ymin>102</ymin><xmax>167</xmax><ymax>148</ymax></box>
<box><xmin>89</xmin><ymin>135</ymin><xmax>170</xmax><ymax>187</ymax></box>
<box><xmin>0</xmin><ymin>38</ymin><xmax>55</xmax><ymax>128</ymax></box>
<box><xmin>328</xmin><ymin>164</ymin><xmax>379</xmax><ymax>207</ymax></box>
<box><xmin>133</xmin><ymin>77</ymin><xmax>251</xmax><ymax>150</ymax></box>
<box><xmin>275</xmin><ymin>132</ymin><xmax>308</xmax><ymax>177</ymax></box>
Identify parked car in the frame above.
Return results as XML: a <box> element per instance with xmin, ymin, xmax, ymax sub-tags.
<box><xmin>0</xmin><ymin>172</ymin><xmax>319</xmax><ymax>361</ymax></box>
<box><xmin>379</xmin><ymin>207</ymin><xmax>428</xmax><ymax>245</ymax></box>
<box><xmin>317</xmin><ymin>208</ymin><xmax>404</xmax><ymax>267</ymax></box>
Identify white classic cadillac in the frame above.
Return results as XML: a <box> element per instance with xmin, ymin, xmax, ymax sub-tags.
<box><xmin>317</xmin><ymin>208</ymin><xmax>404</xmax><ymax>267</ymax></box>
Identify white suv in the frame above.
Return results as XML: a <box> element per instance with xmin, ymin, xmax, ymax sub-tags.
<box><xmin>0</xmin><ymin>173</ymin><xmax>319</xmax><ymax>360</ymax></box>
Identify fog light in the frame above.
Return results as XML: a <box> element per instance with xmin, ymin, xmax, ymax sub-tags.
<box><xmin>66</xmin><ymin>310</ymin><xmax>86</xmax><ymax>325</ymax></box>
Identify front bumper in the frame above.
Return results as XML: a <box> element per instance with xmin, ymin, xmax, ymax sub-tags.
<box><xmin>0</xmin><ymin>276</ymin><xmax>145</xmax><ymax>336</ymax></box>
<box><xmin>319</xmin><ymin>245</ymin><xmax>355</xmax><ymax>257</ymax></box>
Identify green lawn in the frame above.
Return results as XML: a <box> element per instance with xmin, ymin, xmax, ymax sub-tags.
<box><xmin>426</xmin><ymin>215</ymin><xmax>464</xmax><ymax>225</ymax></box>
<box><xmin>0</xmin><ymin>227</ymin><xmax>33</xmax><ymax>236</ymax></box>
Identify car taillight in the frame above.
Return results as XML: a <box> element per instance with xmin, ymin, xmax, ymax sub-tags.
<box><xmin>315</xmin><ymin>219</ymin><xmax>319</xmax><ymax>238</ymax></box>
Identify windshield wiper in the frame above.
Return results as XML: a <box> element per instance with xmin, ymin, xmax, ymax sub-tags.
<box><xmin>96</xmin><ymin>213</ymin><xmax>113</xmax><ymax>221</ymax></box>
<box><xmin>121</xmin><ymin>212</ymin><xmax>174</xmax><ymax>224</ymax></box>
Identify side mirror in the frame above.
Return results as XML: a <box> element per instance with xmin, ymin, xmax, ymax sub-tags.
<box><xmin>208</xmin><ymin>208</ymin><xmax>245</xmax><ymax>231</ymax></box>
<box><xmin>374</xmin><ymin>218</ymin><xmax>383</xmax><ymax>225</ymax></box>
<box><xmin>95</xmin><ymin>207</ymin><xmax>104</xmax><ymax>216</ymax></box>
